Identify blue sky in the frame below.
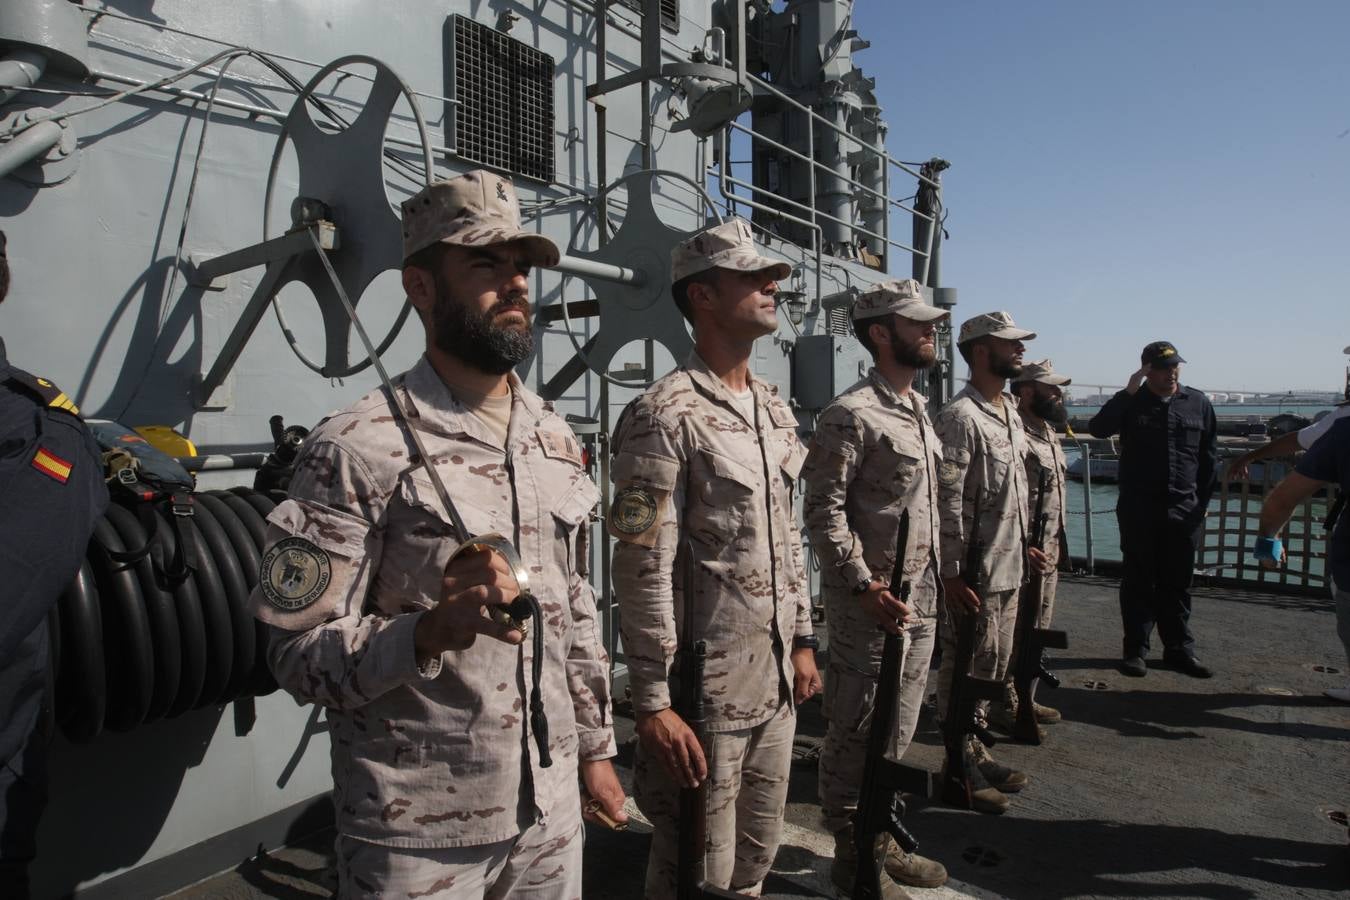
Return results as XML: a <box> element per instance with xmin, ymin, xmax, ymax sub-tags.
<box><xmin>851</xmin><ymin>0</ymin><xmax>1350</xmax><ymax>394</ymax></box>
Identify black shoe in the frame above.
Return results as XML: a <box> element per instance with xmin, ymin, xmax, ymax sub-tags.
<box><xmin>1121</xmin><ymin>656</ymin><xmax>1147</xmax><ymax>677</ymax></box>
<box><xmin>1165</xmin><ymin>653</ymin><xmax>1213</xmax><ymax>678</ymax></box>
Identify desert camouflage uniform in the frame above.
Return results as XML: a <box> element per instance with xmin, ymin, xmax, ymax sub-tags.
<box><xmin>250</xmin><ymin>358</ymin><xmax>614</xmax><ymax>896</ymax></box>
<box><xmin>933</xmin><ymin>383</ymin><xmax>1031</xmax><ymax>723</ymax></box>
<box><xmin>802</xmin><ymin>368</ymin><xmax>942</xmax><ymax>835</ymax></box>
<box><xmin>611</xmin><ymin>351</ymin><xmax>811</xmax><ymax>899</ymax></box>
<box><xmin>1020</xmin><ymin>414</ymin><xmax>1070</xmax><ymax>627</ymax></box>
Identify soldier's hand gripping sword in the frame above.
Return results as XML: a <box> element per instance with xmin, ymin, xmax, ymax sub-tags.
<box><xmin>308</xmin><ymin>228</ymin><xmax>552</xmax><ymax>767</ymax></box>
<box><xmin>1011</xmin><ymin>468</ymin><xmax>1068</xmax><ymax>745</ymax></box>
<box><xmin>850</xmin><ymin>509</ymin><xmax>932</xmax><ymax>900</ymax></box>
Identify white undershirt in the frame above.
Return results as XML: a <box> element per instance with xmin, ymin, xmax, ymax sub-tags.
<box><xmin>730</xmin><ymin>388</ymin><xmax>755</xmax><ymax>423</ymax></box>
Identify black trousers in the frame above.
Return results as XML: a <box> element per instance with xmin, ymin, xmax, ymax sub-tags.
<box><xmin>1116</xmin><ymin>507</ymin><xmax>1203</xmax><ymax>659</ymax></box>
<box><xmin>0</xmin><ymin>722</ymin><xmax>46</xmax><ymax>900</ymax></box>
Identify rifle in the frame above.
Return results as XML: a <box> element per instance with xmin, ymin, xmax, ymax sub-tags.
<box><xmin>1011</xmin><ymin>469</ymin><xmax>1069</xmax><ymax>744</ymax></box>
<box><xmin>850</xmin><ymin>509</ymin><xmax>934</xmax><ymax>900</ymax></box>
<box><xmin>939</xmin><ymin>495</ymin><xmax>1006</xmax><ymax>810</ymax></box>
<box><xmin>675</xmin><ymin>541</ymin><xmax>744</xmax><ymax>900</ymax></box>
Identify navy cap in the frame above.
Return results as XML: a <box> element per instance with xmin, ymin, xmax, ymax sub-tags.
<box><xmin>1141</xmin><ymin>340</ymin><xmax>1185</xmax><ymax>367</ymax></box>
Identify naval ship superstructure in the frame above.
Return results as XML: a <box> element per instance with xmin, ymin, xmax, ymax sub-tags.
<box><xmin>2</xmin><ymin>1</ymin><xmax>960</xmax><ymax>894</ymax></box>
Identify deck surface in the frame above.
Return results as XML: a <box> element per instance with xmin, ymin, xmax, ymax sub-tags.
<box><xmin>171</xmin><ymin>575</ymin><xmax>1350</xmax><ymax>899</ymax></box>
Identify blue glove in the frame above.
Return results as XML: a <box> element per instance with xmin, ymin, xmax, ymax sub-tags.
<box><xmin>1253</xmin><ymin>536</ymin><xmax>1283</xmax><ymax>563</ymax></box>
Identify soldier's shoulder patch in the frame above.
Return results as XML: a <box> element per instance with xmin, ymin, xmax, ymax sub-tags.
<box><xmin>260</xmin><ymin>537</ymin><xmax>332</xmax><ymax>612</ymax></box>
<box><xmin>939</xmin><ymin>460</ymin><xmax>962</xmax><ymax>486</ymax></box>
<box><xmin>610</xmin><ymin>486</ymin><xmax>658</xmax><ymax>536</ymax></box>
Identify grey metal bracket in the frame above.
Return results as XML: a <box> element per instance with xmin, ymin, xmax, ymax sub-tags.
<box><xmin>193</xmin><ymin>221</ymin><xmax>339</xmax><ymax>409</ymax></box>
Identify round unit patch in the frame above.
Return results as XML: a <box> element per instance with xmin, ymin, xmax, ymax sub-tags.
<box><xmin>938</xmin><ymin>460</ymin><xmax>962</xmax><ymax>487</ymax></box>
<box><xmin>610</xmin><ymin>486</ymin><xmax>659</xmax><ymax>535</ymax></box>
<box><xmin>260</xmin><ymin>537</ymin><xmax>332</xmax><ymax>612</ymax></box>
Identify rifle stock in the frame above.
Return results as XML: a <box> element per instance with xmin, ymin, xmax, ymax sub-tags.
<box><xmin>849</xmin><ymin>511</ymin><xmax>935</xmax><ymax>900</ymax></box>
<box><xmin>675</xmin><ymin>542</ymin><xmax>744</xmax><ymax>900</ymax></box>
<box><xmin>1011</xmin><ymin>469</ymin><xmax>1069</xmax><ymax>744</ymax></box>
<box><xmin>940</xmin><ymin>495</ymin><xmax>1005</xmax><ymax>810</ymax></box>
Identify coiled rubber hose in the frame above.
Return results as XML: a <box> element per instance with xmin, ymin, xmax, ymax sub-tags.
<box><xmin>51</xmin><ymin>487</ymin><xmax>280</xmax><ymax>741</ymax></box>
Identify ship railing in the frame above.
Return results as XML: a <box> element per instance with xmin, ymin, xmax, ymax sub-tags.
<box><xmin>1059</xmin><ymin>435</ymin><xmax>1335</xmax><ymax>598</ymax></box>
<box><xmin>705</xmin><ymin>70</ymin><xmax>942</xmax><ymax>288</ymax></box>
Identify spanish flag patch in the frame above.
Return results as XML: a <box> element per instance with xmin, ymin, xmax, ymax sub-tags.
<box><xmin>32</xmin><ymin>447</ymin><xmax>72</xmax><ymax>484</ymax></box>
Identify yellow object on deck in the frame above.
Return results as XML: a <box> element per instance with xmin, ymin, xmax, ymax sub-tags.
<box><xmin>133</xmin><ymin>425</ymin><xmax>197</xmax><ymax>458</ymax></box>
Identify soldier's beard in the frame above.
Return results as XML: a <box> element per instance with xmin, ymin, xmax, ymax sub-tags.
<box><xmin>1032</xmin><ymin>394</ymin><xmax>1068</xmax><ymax>425</ymax></box>
<box><xmin>892</xmin><ymin>335</ymin><xmax>936</xmax><ymax>370</ymax></box>
<box><xmin>991</xmin><ymin>352</ymin><xmax>1023</xmax><ymax>380</ymax></box>
<box><xmin>431</xmin><ymin>275</ymin><xmax>534</xmax><ymax>375</ymax></box>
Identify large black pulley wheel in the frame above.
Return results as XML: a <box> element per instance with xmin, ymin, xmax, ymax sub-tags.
<box><xmin>104</xmin><ymin>504</ymin><xmax>181</xmax><ymax>725</ymax></box>
<box><xmin>190</xmin><ymin>495</ymin><xmax>256</xmax><ymax>701</ymax></box>
<box><xmin>89</xmin><ymin>516</ymin><xmax>154</xmax><ymax>731</ymax></box>
<box><xmin>56</xmin><ymin>559</ymin><xmax>106</xmax><ymax>743</ymax></box>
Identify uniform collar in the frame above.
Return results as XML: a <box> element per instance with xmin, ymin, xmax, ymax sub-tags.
<box><xmin>1017</xmin><ymin>409</ymin><xmax>1058</xmax><ymax>442</ymax></box>
<box><xmin>867</xmin><ymin>366</ymin><xmax>927</xmax><ymax>418</ymax></box>
<box><xmin>955</xmin><ymin>381</ymin><xmax>1013</xmax><ymax>421</ymax></box>
<box><xmin>398</xmin><ymin>355</ymin><xmax>545</xmax><ymax>447</ymax></box>
<box><xmin>684</xmin><ymin>350</ymin><xmax>769</xmax><ymax>426</ymax></box>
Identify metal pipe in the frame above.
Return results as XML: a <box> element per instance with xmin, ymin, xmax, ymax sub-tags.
<box><xmin>0</xmin><ymin>49</ymin><xmax>47</xmax><ymax>106</ymax></box>
<box><xmin>728</xmin><ymin>120</ymin><xmax>931</xmax><ymax>221</ymax></box>
<box><xmin>747</xmin><ymin>73</ymin><xmax>941</xmax><ymax>190</ymax></box>
<box><xmin>0</xmin><ymin>118</ymin><xmax>63</xmax><ymax>179</ymax></box>
<box><xmin>554</xmin><ymin>255</ymin><xmax>645</xmax><ymax>286</ymax></box>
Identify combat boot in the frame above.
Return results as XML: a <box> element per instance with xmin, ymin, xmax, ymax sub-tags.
<box><xmin>969</xmin><ymin>736</ymin><xmax>1028</xmax><ymax>793</ymax></box>
<box><xmin>939</xmin><ymin>749</ymin><xmax>1010</xmax><ymax>815</ymax></box>
<box><xmin>831</xmin><ymin>825</ymin><xmax>913</xmax><ymax>899</ymax></box>
<box><xmin>881</xmin><ymin>836</ymin><xmax>948</xmax><ymax>888</ymax></box>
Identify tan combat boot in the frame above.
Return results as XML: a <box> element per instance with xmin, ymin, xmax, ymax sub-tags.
<box><xmin>939</xmin><ymin>750</ymin><xmax>1010</xmax><ymax>815</ymax></box>
<box><xmin>881</xmin><ymin>836</ymin><xmax>948</xmax><ymax>888</ymax></box>
<box><xmin>969</xmin><ymin>736</ymin><xmax>1029</xmax><ymax>793</ymax></box>
<box><xmin>831</xmin><ymin>825</ymin><xmax>913</xmax><ymax>899</ymax></box>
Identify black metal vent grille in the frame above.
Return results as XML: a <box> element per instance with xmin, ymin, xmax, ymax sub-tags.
<box><xmin>615</xmin><ymin>0</ymin><xmax>680</xmax><ymax>32</ymax></box>
<box><xmin>450</xmin><ymin>16</ymin><xmax>555</xmax><ymax>183</ymax></box>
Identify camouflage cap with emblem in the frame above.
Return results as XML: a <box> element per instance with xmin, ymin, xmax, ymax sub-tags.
<box><xmin>670</xmin><ymin>217</ymin><xmax>792</xmax><ymax>284</ymax></box>
<box><xmin>1141</xmin><ymin>340</ymin><xmax>1185</xmax><ymax>367</ymax></box>
<box><xmin>400</xmin><ymin>169</ymin><xmax>559</xmax><ymax>267</ymax></box>
<box><xmin>956</xmin><ymin>310</ymin><xmax>1037</xmax><ymax>345</ymax></box>
<box><xmin>850</xmin><ymin>278</ymin><xmax>949</xmax><ymax>324</ymax></box>
<box><xmin>1014</xmin><ymin>358</ymin><xmax>1072</xmax><ymax>386</ymax></box>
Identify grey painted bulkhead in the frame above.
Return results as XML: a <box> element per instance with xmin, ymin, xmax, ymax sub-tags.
<box><xmin>0</xmin><ymin>1</ymin><xmax>942</xmax><ymax>892</ymax></box>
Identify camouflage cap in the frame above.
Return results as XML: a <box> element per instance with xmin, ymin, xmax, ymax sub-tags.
<box><xmin>956</xmin><ymin>311</ymin><xmax>1036</xmax><ymax>345</ymax></box>
<box><xmin>1141</xmin><ymin>340</ymin><xmax>1185</xmax><ymax>367</ymax></box>
<box><xmin>400</xmin><ymin>169</ymin><xmax>559</xmax><ymax>267</ymax></box>
<box><xmin>1015</xmin><ymin>358</ymin><xmax>1072</xmax><ymax>386</ymax></box>
<box><xmin>850</xmin><ymin>278</ymin><xmax>949</xmax><ymax>323</ymax></box>
<box><xmin>670</xmin><ymin>218</ymin><xmax>791</xmax><ymax>283</ymax></box>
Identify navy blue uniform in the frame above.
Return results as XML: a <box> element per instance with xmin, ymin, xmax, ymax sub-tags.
<box><xmin>1296</xmin><ymin>417</ymin><xmax>1350</xmax><ymax>590</ymax></box>
<box><xmin>1089</xmin><ymin>385</ymin><xmax>1217</xmax><ymax>659</ymax></box>
<box><xmin>0</xmin><ymin>339</ymin><xmax>108</xmax><ymax>895</ymax></box>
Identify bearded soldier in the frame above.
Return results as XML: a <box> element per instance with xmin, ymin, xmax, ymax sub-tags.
<box><xmin>933</xmin><ymin>312</ymin><xmax>1045</xmax><ymax>814</ymax></box>
<box><xmin>802</xmin><ymin>279</ymin><xmax>950</xmax><ymax>897</ymax></box>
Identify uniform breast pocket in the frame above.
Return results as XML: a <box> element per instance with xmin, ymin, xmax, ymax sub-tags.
<box><xmin>1178</xmin><ymin>416</ymin><xmax>1203</xmax><ymax>449</ymax></box>
<box><xmin>551</xmin><ymin>477</ymin><xmax>600</xmax><ymax>578</ymax></box>
<box><xmin>688</xmin><ymin>449</ymin><xmax>758</xmax><ymax>548</ymax></box>
<box><xmin>384</xmin><ymin>475</ymin><xmax>502</xmax><ymax>607</ymax></box>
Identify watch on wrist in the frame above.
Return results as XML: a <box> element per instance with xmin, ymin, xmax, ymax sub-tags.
<box><xmin>793</xmin><ymin>634</ymin><xmax>820</xmax><ymax>652</ymax></box>
<box><xmin>851</xmin><ymin>575</ymin><xmax>875</xmax><ymax>595</ymax></box>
